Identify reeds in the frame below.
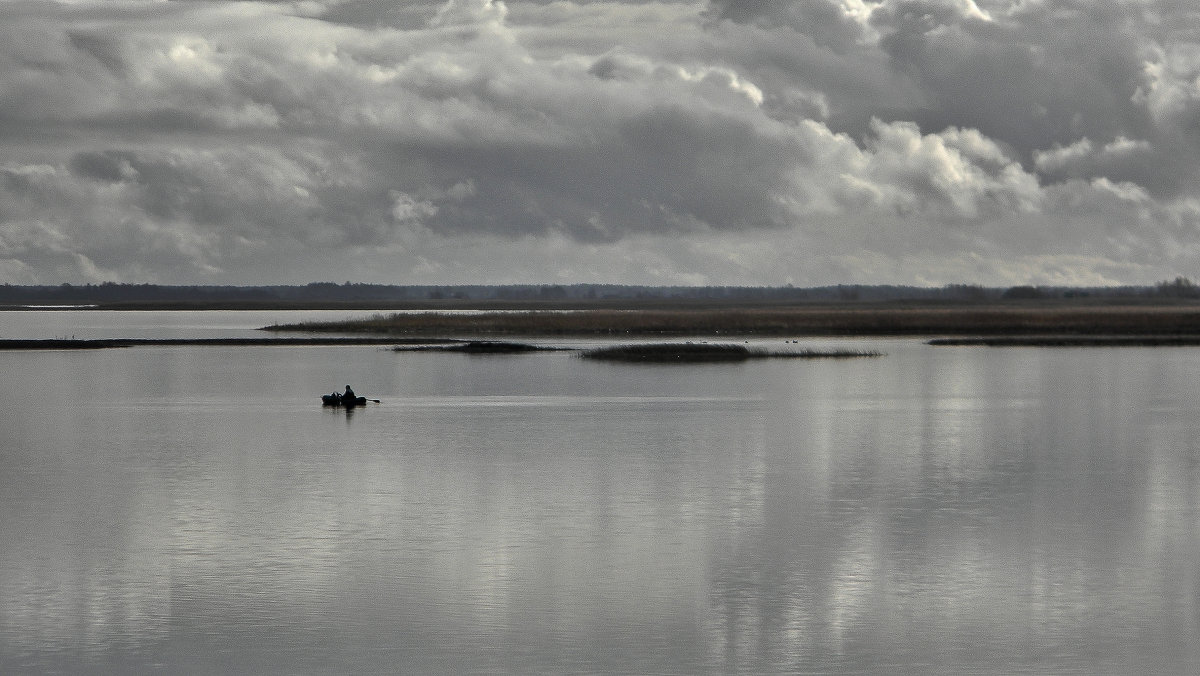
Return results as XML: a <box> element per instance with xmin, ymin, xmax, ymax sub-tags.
<box><xmin>393</xmin><ymin>340</ymin><xmax>567</xmax><ymax>353</ymax></box>
<box><xmin>262</xmin><ymin>305</ymin><xmax>1200</xmax><ymax>337</ymax></box>
<box><xmin>580</xmin><ymin>343</ymin><xmax>882</xmax><ymax>362</ymax></box>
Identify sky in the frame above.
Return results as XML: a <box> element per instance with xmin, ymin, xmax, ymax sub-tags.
<box><xmin>1</xmin><ymin>0</ymin><xmax>1199</xmax><ymax>287</ymax></box>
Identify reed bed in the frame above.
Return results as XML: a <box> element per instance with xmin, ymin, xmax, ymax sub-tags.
<box><xmin>263</xmin><ymin>305</ymin><xmax>1200</xmax><ymax>337</ymax></box>
<box><xmin>580</xmin><ymin>343</ymin><xmax>882</xmax><ymax>362</ymax></box>
<box><xmin>393</xmin><ymin>340</ymin><xmax>568</xmax><ymax>353</ymax></box>
<box><xmin>929</xmin><ymin>336</ymin><xmax>1200</xmax><ymax>347</ymax></box>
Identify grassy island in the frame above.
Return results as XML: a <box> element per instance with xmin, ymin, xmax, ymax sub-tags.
<box><xmin>580</xmin><ymin>343</ymin><xmax>882</xmax><ymax>362</ymax></box>
<box><xmin>393</xmin><ymin>340</ymin><xmax>569</xmax><ymax>353</ymax></box>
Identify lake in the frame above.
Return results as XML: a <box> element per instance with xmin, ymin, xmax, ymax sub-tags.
<box><xmin>1</xmin><ymin>311</ymin><xmax>1198</xmax><ymax>674</ymax></box>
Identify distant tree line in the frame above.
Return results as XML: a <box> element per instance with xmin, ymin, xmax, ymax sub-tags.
<box><xmin>1</xmin><ymin>280</ymin><xmax>1197</xmax><ymax>307</ymax></box>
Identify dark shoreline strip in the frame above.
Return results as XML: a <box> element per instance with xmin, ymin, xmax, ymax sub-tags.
<box><xmin>929</xmin><ymin>336</ymin><xmax>1200</xmax><ymax>347</ymax></box>
<box><xmin>261</xmin><ymin>304</ymin><xmax>1200</xmax><ymax>338</ymax></box>
<box><xmin>0</xmin><ymin>337</ymin><xmax>454</xmax><ymax>350</ymax></box>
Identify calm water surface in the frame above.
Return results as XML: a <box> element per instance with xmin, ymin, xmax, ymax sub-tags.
<box><xmin>1</xmin><ymin>312</ymin><xmax>1198</xmax><ymax>674</ymax></box>
<box><xmin>0</xmin><ymin>309</ymin><xmax>404</xmax><ymax>340</ymax></box>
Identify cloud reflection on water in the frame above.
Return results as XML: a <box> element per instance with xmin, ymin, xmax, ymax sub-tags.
<box><xmin>0</xmin><ymin>341</ymin><xmax>1198</xmax><ymax>673</ymax></box>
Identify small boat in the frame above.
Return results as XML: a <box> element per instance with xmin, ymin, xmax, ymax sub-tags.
<box><xmin>322</xmin><ymin>394</ymin><xmax>367</xmax><ymax>407</ymax></box>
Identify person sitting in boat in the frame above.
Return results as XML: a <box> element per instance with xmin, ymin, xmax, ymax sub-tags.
<box><xmin>341</xmin><ymin>385</ymin><xmax>356</xmax><ymax>405</ymax></box>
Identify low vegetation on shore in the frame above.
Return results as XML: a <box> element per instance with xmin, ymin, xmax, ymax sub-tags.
<box><xmin>928</xmin><ymin>336</ymin><xmax>1200</xmax><ymax>347</ymax></box>
<box><xmin>0</xmin><ymin>337</ymin><xmax>423</xmax><ymax>350</ymax></box>
<box><xmin>262</xmin><ymin>304</ymin><xmax>1200</xmax><ymax>338</ymax></box>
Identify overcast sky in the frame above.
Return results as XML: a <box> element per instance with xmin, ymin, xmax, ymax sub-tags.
<box><xmin>1</xmin><ymin>0</ymin><xmax>1198</xmax><ymax>286</ymax></box>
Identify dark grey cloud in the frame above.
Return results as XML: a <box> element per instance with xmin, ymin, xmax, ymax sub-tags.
<box><xmin>0</xmin><ymin>0</ymin><xmax>1199</xmax><ymax>285</ymax></box>
<box><xmin>874</xmin><ymin>1</ymin><xmax>1154</xmax><ymax>161</ymax></box>
<box><xmin>705</xmin><ymin>0</ymin><xmax>865</xmax><ymax>50</ymax></box>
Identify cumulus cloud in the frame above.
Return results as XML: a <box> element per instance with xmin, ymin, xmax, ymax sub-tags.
<box><xmin>845</xmin><ymin>120</ymin><xmax>1042</xmax><ymax>219</ymax></box>
<box><xmin>430</xmin><ymin>0</ymin><xmax>508</xmax><ymax>28</ymax></box>
<box><xmin>1</xmin><ymin>0</ymin><xmax>1200</xmax><ymax>285</ymax></box>
<box><xmin>1033</xmin><ymin>136</ymin><xmax>1156</xmax><ymax>183</ymax></box>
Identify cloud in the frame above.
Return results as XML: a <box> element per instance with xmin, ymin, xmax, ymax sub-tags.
<box><xmin>704</xmin><ymin>0</ymin><xmax>868</xmax><ymax>50</ymax></box>
<box><xmin>1033</xmin><ymin>136</ymin><xmax>1156</xmax><ymax>184</ymax></box>
<box><xmin>846</xmin><ymin>120</ymin><xmax>1043</xmax><ymax>219</ymax></box>
<box><xmin>430</xmin><ymin>0</ymin><xmax>508</xmax><ymax>28</ymax></box>
<box><xmin>391</xmin><ymin>191</ymin><xmax>439</xmax><ymax>225</ymax></box>
<box><xmin>1</xmin><ymin>0</ymin><xmax>1200</xmax><ymax>286</ymax></box>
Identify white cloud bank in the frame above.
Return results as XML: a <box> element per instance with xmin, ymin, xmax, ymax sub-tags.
<box><xmin>1</xmin><ymin>0</ymin><xmax>1199</xmax><ymax>286</ymax></box>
